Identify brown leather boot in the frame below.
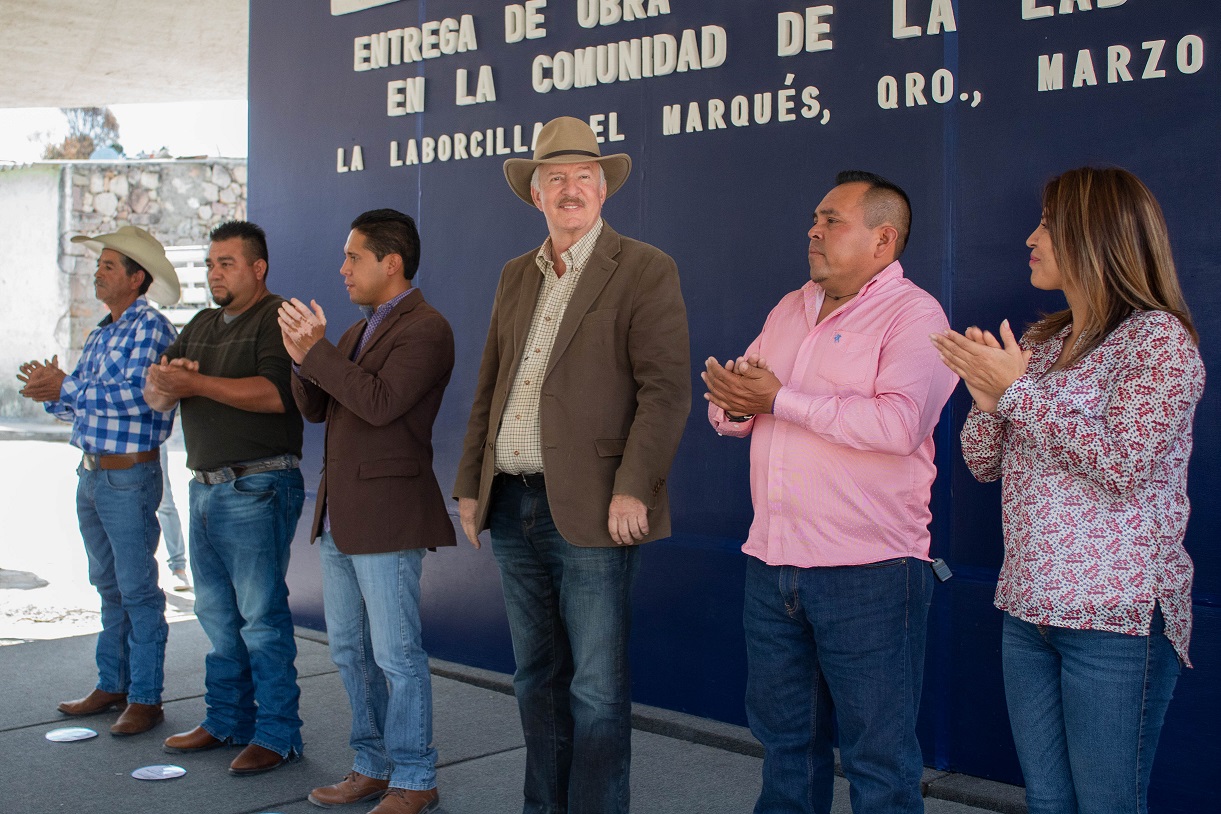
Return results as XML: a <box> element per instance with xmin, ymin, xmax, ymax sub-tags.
<box><xmin>308</xmin><ymin>771</ymin><xmax>390</xmax><ymax>807</ymax></box>
<box><xmin>57</xmin><ymin>689</ymin><xmax>127</xmax><ymax>716</ymax></box>
<box><xmin>229</xmin><ymin>743</ymin><xmax>292</xmax><ymax>776</ymax></box>
<box><xmin>368</xmin><ymin>788</ymin><xmax>439</xmax><ymax>814</ymax></box>
<box><xmin>163</xmin><ymin>725</ymin><xmax>228</xmax><ymax>753</ymax></box>
<box><xmin>110</xmin><ymin>702</ymin><xmax>164</xmax><ymax>736</ymax></box>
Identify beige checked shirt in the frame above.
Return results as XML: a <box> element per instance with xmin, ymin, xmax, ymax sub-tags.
<box><xmin>495</xmin><ymin>220</ymin><xmax>604</xmax><ymax>475</ymax></box>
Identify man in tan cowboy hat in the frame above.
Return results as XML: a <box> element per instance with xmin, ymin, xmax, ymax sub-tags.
<box><xmin>455</xmin><ymin>116</ymin><xmax>690</xmax><ymax>814</ymax></box>
<box><xmin>17</xmin><ymin>225</ymin><xmax>180</xmax><ymax>736</ymax></box>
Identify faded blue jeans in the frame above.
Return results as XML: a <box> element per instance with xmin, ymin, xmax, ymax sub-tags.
<box><xmin>319</xmin><ymin>532</ymin><xmax>437</xmax><ymax>790</ymax></box>
<box><xmin>188</xmin><ymin>467</ymin><xmax>304</xmax><ymax>757</ymax></box>
<box><xmin>76</xmin><ymin>458</ymin><xmax>167</xmax><ymax>705</ymax></box>
<box><xmin>157</xmin><ymin>445</ymin><xmax>186</xmax><ymax>572</ymax></box>
<box><xmin>1002</xmin><ymin>608</ymin><xmax>1180</xmax><ymax>814</ymax></box>
<box><xmin>744</xmin><ymin>555</ymin><xmax>933</xmax><ymax>814</ymax></box>
<box><xmin>489</xmin><ymin>474</ymin><xmax>640</xmax><ymax>814</ymax></box>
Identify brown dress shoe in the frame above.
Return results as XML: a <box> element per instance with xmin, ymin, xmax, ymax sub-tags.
<box><xmin>308</xmin><ymin>771</ymin><xmax>390</xmax><ymax>807</ymax></box>
<box><xmin>110</xmin><ymin>702</ymin><xmax>164</xmax><ymax>736</ymax></box>
<box><xmin>369</xmin><ymin>787</ymin><xmax>439</xmax><ymax>814</ymax></box>
<box><xmin>163</xmin><ymin>725</ymin><xmax>228</xmax><ymax>753</ymax></box>
<box><xmin>229</xmin><ymin>743</ymin><xmax>292</xmax><ymax>776</ymax></box>
<box><xmin>57</xmin><ymin>689</ymin><xmax>127</xmax><ymax>716</ymax></box>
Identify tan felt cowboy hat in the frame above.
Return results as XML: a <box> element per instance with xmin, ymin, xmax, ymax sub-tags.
<box><xmin>504</xmin><ymin>116</ymin><xmax>632</xmax><ymax>205</ymax></box>
<box><xmin>71</xmin><ymin>225</ymin><xmax>181</xmax><ymax>307</ymax></box>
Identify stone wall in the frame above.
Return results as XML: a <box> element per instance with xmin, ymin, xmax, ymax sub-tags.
<box><xmin>60</xmin><ymin>159</ymin><xmax>247</xmax><ymax>360</ymax></box>
<box><xmin>0</xmin><ymin>159</ymin><xmax>246</xmax><ymax>419</ymax></box>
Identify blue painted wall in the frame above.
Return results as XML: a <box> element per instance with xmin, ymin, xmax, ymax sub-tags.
<box><xmin>252</xmin><ymin>2</ymin><xmax>1219</xmax><ymax>810</ymax></box>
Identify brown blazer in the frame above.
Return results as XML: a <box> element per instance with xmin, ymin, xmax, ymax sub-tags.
<box><xmin>293</xmin><ymin>290</ymin><xmax>456</xmax><ymax>554</ymax></box>
<box><xmin>454</xmin><ymin>222</ymin><xmax>691</xmax><ymax>547</ymax></box>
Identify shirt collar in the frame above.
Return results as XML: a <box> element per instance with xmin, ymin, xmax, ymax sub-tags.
<box><xmin>535</xmin><ymin>219</ymin><xmax>604</xmax><ymax>277</ymax></box>
<box><xmin>858</xmin><ymin>260</ymin><xmax>904</xmax><ymax>296</ymax></box>
<box><xmin>98</xmin><ymin>296</ymin><xmax>149</xmax><ymax>328</ymax></box>
<box><xmin>359</xmin><ymin>286</ymin><xmax>416</xmax><ymax>321</ymax></box>
<box><xmin>811</xmin><ymin>260</ymin><xmax>905</xmax><ymax>302</ymax></box>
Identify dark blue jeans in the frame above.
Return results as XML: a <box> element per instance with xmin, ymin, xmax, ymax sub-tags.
<box><xmin>1002</xmin><ymin>609</ymin><xmax>1180</xmax><ymax>814</ymax></box>
<box><xmin>188</xmin><ymin>468</ymin><xmax>305</xmax><ymax>757</ymax></box>
<box><xmin>489</xmin><ymin>475</ymin><xmax>640</xmax><ymax>814</ymax></box>
<box><xmin>744</xmin><ymin>555</ymin><xmax>933</xmax><ymax>814</ymax></box>
<box><xmin>76</xmin><ymin>458</ymin><xmax>167</xmax><ymax>705</ymax></box>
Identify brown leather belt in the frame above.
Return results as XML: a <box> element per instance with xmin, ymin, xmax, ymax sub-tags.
<box><xmin>81</xmin><ymin>448</ymin><xmax>159</xmax><ymax>471</ymax></box>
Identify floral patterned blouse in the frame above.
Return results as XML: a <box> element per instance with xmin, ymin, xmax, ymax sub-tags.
<box><xmin>961</xmin><ymin>310</ymin><xmax>1204</xmax><ymax>665</ymax></box>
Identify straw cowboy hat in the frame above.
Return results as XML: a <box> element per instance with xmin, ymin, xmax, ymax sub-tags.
<box><xmin>504</xmin><ymin>116</ymin><xmax>632</xmax><ymax>205</ymax></box>
<box><xmin>71</xmin><ymin>225</ymin><xmax>181</xmax><ymax>307</ymax></box>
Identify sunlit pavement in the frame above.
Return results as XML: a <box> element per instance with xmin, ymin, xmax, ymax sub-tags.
<box><xmin>0</xmin><ymin>427</ymin><xmax>195</xmax><ymax>646</ymax></box>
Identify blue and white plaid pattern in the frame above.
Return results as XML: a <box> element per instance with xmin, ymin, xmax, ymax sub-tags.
<box><xmin>47</xmin><ymin>297</ymin><xmax>177</xmax><ymax>454</ymax></box>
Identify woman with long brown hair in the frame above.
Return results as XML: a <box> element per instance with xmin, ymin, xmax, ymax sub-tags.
<box><xmin>931</xmin><ymin>166</ymin><xmax>1204</xmax><ymax>814</ymax></box>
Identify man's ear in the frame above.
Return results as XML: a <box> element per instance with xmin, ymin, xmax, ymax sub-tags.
<box><xmin>385</xmin><ymin>253</ymin><xmax>403</xmax><ymax>278</ymax></box>
<box><xmin>875</xmin><ymin>225</ymin><xmax>900</xmax><ymax>260</ymax></box>
<box><xmin>254</xmin><ymin>258</ymin><xmax>269</xmax><ymax>281</ymax></box>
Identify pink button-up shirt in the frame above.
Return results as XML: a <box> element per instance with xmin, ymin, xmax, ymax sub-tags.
<box><xmin>709</xmin><ymin>262</ymin><xmax>957</xmax><ymax>567</ymax></box>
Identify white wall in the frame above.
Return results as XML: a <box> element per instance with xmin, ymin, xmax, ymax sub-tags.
<box><xmin>0</xmin><ymin>165</ymin><xmax>68</xmax><ymax>419</ymax></box>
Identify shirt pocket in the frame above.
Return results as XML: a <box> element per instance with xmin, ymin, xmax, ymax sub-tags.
<box><xmin>818</xmin><ymin>330</ymin><xmax>879</xmax><ymax>387</ymax></box>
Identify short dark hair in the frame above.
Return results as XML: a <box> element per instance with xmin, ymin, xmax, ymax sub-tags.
<box><xmin>119</xmin><ymin>254</ymin><xmax>153</xmax><ymax>295</ymax></box>
<box><xmin>210</xmin><ymin>220</ymin><xmax>269</xmax><ymax>270</ymax></box>
<box><xmin>835</xmin><ymin>170</ymin><xmax>912</xmax><ymax>258</ymax></box>
<box><xmin>350</xmin><ymin>209</ymin><xmax>421</xmax><ymax>280</ymax></box>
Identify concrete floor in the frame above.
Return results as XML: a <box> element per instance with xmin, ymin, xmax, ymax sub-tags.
<box><xmin>0</xmin><ymin>424</ymin><xmax>1024</xmax><ymax>813</ymax></box>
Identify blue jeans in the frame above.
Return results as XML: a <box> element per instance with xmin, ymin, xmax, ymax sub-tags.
<box><xmin>319</xmin><ymin>532</ymin><xmax>437</xmax><ymax>790</ymax></box>
<box><xmin>158</xmin><ymin>445</ymin><xmax>186</xmax><ymax>572</ymax></box>
<box><xmin>743</xmin><ymin>555</ymin><xmax>933</xmax><ymax>814</ymax></box>
<box><xmin>76</xmin><ymin>458</ymin><xmax>168</xmax><ymax>705</ymax></box>
<box><xmin>489</xmin><ymin>475</ymin><xmax>640</xmax><ymax>814</ymax></box>
<box><xmin>1002</xmin><ymin>609</ymin><xmax>1180</xmax><ymax>814</ymax></box>
<box><xmin>188</xmin><ymin>467</ymin><xmax>304</xmax><ymax>757</ymax></box>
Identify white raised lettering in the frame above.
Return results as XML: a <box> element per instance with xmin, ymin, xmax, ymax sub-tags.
<box><xmin>1038</xmin><ymin>53</ymin><xmax>1064</xmax><ymax>91</ymax></box>
<box><xmin>1021</xmin><ymin>0</ymin><xmax>1054</xmax><ymax>20</ymax></box>
<box><xmin>1142</xmin><ymin>40</ymin><xmax>1167</xmax><ymax>79</ymax></box>
<box><xmin>1107</xmin><ymin>45</ymin><xmax>1133</xmax><ymax>82</ymax></box>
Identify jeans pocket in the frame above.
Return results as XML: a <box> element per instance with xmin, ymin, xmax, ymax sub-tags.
<box><xmin>860</xmin><ymin>556</ymin><xmax>906</xmax><ymax>569</ymax></box>
<box><xmin>231</xmin><ymin>472</ymin><xmax>277</xmax><ymax>497</ymax></box>
<box><xmin>104</xmin><ymin>466</ymin><xmax>148</xmax><ymax>491</ymax></box>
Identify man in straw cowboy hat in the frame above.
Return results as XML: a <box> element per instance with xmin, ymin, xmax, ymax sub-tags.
<box><xmin>18</xmin><ymin>225</ymin><xmax>180</xmax><ymax>736</ymax></box>
<box><xmin>455</xmin><ymin>116</ymin><xmax>690</xmax><ymax>813</ymax></box>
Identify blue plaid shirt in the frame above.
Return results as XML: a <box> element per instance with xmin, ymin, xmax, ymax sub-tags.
<box><xmin>46</xmin><ymin>297</ymin><xmax>177</xmax><ymax>454</ymax></box>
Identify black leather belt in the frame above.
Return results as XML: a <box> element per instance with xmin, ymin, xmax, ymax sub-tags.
<box><xmin>498</xmin><ymin>471</ymin><xmax>545</xmax><ymax>489</ymax></box>
<box><xmin>192</xmin><ymin>454</ymin><xmax>299</xmax><ymax>485</ymax></box>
